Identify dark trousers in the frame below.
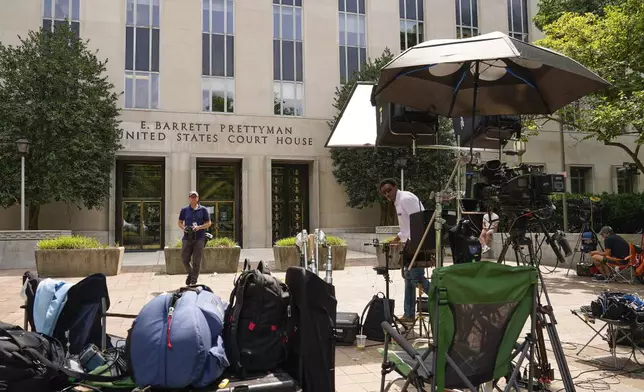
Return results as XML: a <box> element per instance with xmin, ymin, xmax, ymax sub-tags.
<box><xmin>181</xmin><ymin>238</ymin><xmax>205</xmax><ymax>284</ymax></box>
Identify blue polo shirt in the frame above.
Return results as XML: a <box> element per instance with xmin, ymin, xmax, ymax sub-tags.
<box><xmin>179</xmin><ymin>204</ymin><xmax>211</xmax><ymax>241</ymax></box>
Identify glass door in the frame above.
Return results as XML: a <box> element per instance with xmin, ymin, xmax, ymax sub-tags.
<box><xmin>197</xmin><ymin>162</ymin><xmax>241</xmax><ymax>244</ymax></box>
<box><xmin>121</xmin><ymin>201</ymin><xmax>163</xmax><ymax>250</ymax></box>
<box><xmin>116</xmin><ymin>161</ymin><xmax>164</xmax><ymax>250</ymax></box>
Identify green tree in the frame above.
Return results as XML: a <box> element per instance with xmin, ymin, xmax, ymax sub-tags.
<box><xmin>533</xmin><ymin>0</ymin><xmax>623</xmax><ymax>30</ymax></box>
<box><xmin>534</xmin><ymin>0</ymin><xmax>644</xmax><ymax>172</ymax></box>
<box><xmin>0</xmin><ymin>24</ymin><xmax>122</xmax><ymax>229</ymax></box>
<box><xmin>329</xmin><ymin>49</ymin><xmax>456</xmax><ymax>225</ymax></box>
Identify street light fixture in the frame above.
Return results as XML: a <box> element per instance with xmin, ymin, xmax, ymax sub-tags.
<box><xmin>16</xmin><ymin>139</ymin><xmax>30</xmax><ymax>231</ymax></box>
<box><xmin>395</xmin><ymin>157</ymin><xmax>408</xmax><ymax>191</ymax></box>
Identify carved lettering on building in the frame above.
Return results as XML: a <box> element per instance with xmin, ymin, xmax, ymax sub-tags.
<box><xmin>117</xmin><ymin>121</ymin><xmax>313</xmax><ymax>147</ymax></box>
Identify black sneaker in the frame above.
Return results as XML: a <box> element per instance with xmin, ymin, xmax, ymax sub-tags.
<box><xmin>185</xmin><ymin>276</ymin><xmax>191</xmax><ymax>285</ymax></box>
<box><xmin>593</xmin><ymin>275</ymin><xmax>607</xmax><ymax>282</ymax></box>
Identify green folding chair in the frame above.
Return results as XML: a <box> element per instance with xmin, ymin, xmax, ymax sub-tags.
<box><xmin>379</xmin><ymin>261</ymin><xmax>538</xmax><ymax>392</ymax></box>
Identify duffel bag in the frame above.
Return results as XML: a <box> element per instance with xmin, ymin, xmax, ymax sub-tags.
<box><xmin>126</xmin><ymin>285</ymin><xmax>230</xmax><ymax>389</ymax></box>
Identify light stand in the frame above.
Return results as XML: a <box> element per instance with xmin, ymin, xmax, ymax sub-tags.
<box><xmin>16</xmin><ymin>139</ymin><xmax>30</xmax><ymax>231</ymax></box>
<box><xmin>396</xmin><ymin>157</ymin><xmax>407</xmax><ymax>191</ymax></box>
<box><xmin>407</xmin><ymin>153</ymin><xmax>471</xmax><ymax>269</ymax></box>
<box><xmin>300</xmin><ymin>230</ymin><xmax>308</xmax><ymax>269</ymax></box>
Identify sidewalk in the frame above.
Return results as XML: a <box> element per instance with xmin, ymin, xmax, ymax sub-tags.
<box><xmin>2</xmin><ymin>262</ymin><xmax>644</xmax><ymax>391</ymax></box>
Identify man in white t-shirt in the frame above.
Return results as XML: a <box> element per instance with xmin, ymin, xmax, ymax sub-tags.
<box><xmin>479</xmin><ymin>207</ymin><xmax>499</xmax><ymax>254</ymax></box>
<box><xmin>379</xmin><ymin>178</ymin><xmax>430</xmax><ymax>325</ymax></box>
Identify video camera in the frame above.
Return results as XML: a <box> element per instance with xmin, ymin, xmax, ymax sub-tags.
<box><xmin>472</xmin><ymin>160</ymin><xmax>566</xmax><ymax>214</ymax></box>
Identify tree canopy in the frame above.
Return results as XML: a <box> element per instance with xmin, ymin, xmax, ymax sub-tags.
<box><xmin>534</xmin><ymin>0</ymin><xmax>644</xmax><ymax>172</ymax></box>
<box><xmin>329</xmin><ymin>49</ymin><xmax>456</xmax><ymax>225</ymax></box>
<box><xmin>0</xmin><ymin>24</ymin><xmax>122</xmax><ymax>229</ymax></box>
<box><xmin>533</xmin><ymin>0</ymin><xmax>623</xmax><ymax>30</ymax></box>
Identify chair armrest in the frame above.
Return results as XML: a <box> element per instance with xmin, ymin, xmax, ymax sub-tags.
<box><xmin>381</xmin><ymin>321</ymin><xmax>419</xmax><ymax>358</ymax></box>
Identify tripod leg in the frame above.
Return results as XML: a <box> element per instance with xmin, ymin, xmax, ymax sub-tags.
<box><xmin>529</xmin><ymin>242</ymin><xmax>576</xmax><ymax>392</ymax></box>
<box><xmin>496</xmin><ymin>237</ymin><xmax>512</xmax><ymax>264</ymax></box>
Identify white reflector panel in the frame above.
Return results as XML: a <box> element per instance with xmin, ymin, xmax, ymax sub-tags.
<box><xmin>325</xmin><ymin>82</ymin><xmax>377</xmax><ymax>148</ymax></box>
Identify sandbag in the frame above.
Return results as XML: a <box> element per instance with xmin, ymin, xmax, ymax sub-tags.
<box><xmin>127</xmin><ymin>285</ymin><xmax>229</xmax><ymax>389</ymax></box>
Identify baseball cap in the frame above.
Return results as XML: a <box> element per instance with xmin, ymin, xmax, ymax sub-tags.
<box><xmin>189</xmin><ymin>191</ymin><xmax>199</xmax><ymax>197</ymax></box>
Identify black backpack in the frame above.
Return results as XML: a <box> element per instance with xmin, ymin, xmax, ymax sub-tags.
<box><xmin>0</xmin><ymin>322</ymin><xmax>127</xmax><ymax>392</ymax></box>
<box><xmin>360</xmin><ymin>293</ymin><xmax>395</xmax><ymax>342</ymax></box>
<box><xmin>224</xmin><ymin>260</ymin><xmax>292</xmax><ymax>378</ymax></box>
<box><xmin>0</xmin><ymin>322</ymin><xmax>68</xmax><ymax>392</ymax></box>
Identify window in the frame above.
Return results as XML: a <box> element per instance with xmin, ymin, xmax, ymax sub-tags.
<box><xmin>508</xmin><ymin>0</ymin><xmax>529</xmax><ymax>42</ymax></box>
<box><xmin>339</xmin><ymin>0</ymin><xmax>366</xmax><ymax>84</ymax></box>
<box><xmin>569</xmin><ymin>166</ymin><xmax>592</xmax><ymax>194</ymax></box>
<box><xmin>400</xmin><ymin>0</ymin><xmax>424</xmax><ymax>51</ymax></box>
<box><xmin>125</xmin><ymin>0</ymin><xmax>160</xmax><ymax>109</ymax></box>
<box><xmin>616</xmin><ymin>167</ymin><xmax>638</xmax><ymax>194</ymax></box>
<box><xmin>455</xmin><ymin>0</ymin><xmax>478</xmax><ymax>38</ymax></box>
<box><xmin>202</xmin><ymin>0</ymin><xmax>235</xmax><ymax>113</ymax></box>
<box><xmin>43</xmin><ymin>0</ymin><xmax>80</xmax><ymax>38</ymax></box>
<box><xmin>273</xmin><ymin>0</ymin><xmax>303</xmax><ymax>116</ymax></box>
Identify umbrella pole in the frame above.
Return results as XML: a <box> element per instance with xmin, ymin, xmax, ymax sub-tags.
<box><xmin>469</xmin><ymin>61</ymin><xmax>480</xmax><ymax>162</ymax></box>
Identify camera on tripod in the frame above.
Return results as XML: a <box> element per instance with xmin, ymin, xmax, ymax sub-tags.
<box><xmin>472</xmin><ymin>160</ymin><xmax>565</xmax><ymax>214</ymax></box>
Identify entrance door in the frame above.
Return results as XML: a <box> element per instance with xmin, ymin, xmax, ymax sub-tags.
<box><xmin>197</xmin><ymin>162</ymin><xmax>242</xmax><ymax>244</ymax></box>
<box><xmin>271</xmin><ymin>163</ymin><xmax>309</xmax><ymax>243</ymax></box>
<box><xmin>116</xmin><ymin>161</ymin><xmax>164</xmax><ymax>250</ymax></box>
<box><xmin>122</xmin><ymin>201</ymin><xmax>162</xmax><ymax>249</ymax></box>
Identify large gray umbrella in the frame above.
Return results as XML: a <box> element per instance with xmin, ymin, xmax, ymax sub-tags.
<box><xmin>372</xmin><ymin>31</ymin><xmax>610</xmax><ymax>117</ymax></box>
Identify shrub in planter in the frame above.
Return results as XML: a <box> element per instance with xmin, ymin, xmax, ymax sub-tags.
<box><xmin>273</xmin><ymin>237</ymin><xmax>301</xmax><ymax>271</ymax></box>
<box><xmin>318</xmin><ymin>236</ymin><xmax>348</xmax><ymax>270</ymax></box>
<box><xmin>35</xmin><ymin>235</ymin><xmax>124</xmax><ymax>277</ymax></box>
<box><xmin>164</xmin><ymin>237</ymin><xmax>241</xmax><ymax>275</ymax></box>
<box><xmin>273</xmin><ymin>236</ymin><xmax>349</xmax><ymax>271</ymax></box>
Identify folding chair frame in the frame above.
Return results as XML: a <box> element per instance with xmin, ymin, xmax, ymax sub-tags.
<box><xmin>380</xmin><ymin>283</ymin><xmax>537</xmax><ymax>392</ymax></box>
<box><xmin>21</xmin><ymin>298</ymin><xmax>136</xmax><ymax>351</ymax></box>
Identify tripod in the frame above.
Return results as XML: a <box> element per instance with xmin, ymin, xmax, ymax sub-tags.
<box><xmin>497</xmin><ymin>218</ymin><xmax>577</xmax><ymax>392</ymax></box>
<box><xmin>368</xmin><ymin>240</ymin><xmax>409</xmax><ymax>336</ymax></box>
<box><xmin>566</xmin><ymin>217</ymin><xmax>604</xmax><ymax>277</ymax></box>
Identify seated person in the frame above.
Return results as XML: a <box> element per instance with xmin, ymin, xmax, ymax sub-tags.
<box><xmin>590</xmin><ymin>226</ymin><xmax>631</xmax><ymax>280</ymax></box>
<box><xmin>479</xmin><ymin>208</ymin><xmax>499</xmax><ymax>254</ymax></box>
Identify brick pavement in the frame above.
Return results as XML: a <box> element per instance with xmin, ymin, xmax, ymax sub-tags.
<box><xmin>3</xmin><ymin>261</ymin><xmax>644</xmax><ymax>391</ymax></box>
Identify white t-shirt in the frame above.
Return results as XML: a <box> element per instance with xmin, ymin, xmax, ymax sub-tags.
<box><xmin>394</xmin><ymin>190</ymin><xmax>424</xmax><ymax>243</ymax></box>
<box><xmin>483</xmin><ymin>212</ymin><xmax>499</xmax><ymax>231</ymax></box>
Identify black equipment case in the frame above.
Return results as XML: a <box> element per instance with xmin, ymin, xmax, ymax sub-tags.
<box><xmin>335</xmin><ymin>312</ymin><xmax>359</xmax><ymax>346</ymax></box>
<box><xmin>214</xmin><ymin>372</ymin><xmax>300</xmax><ymax>391</ymax></box>
<box><xmin>285</xmin><ymin>267</ymin><xmax>337</xmax><ymax>392</ymax></box>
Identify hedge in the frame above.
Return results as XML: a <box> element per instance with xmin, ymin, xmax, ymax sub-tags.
<box><xmin>548</xmin><ymin>193</ymin><xmax>644</xmax><ymax>234</ymax></box>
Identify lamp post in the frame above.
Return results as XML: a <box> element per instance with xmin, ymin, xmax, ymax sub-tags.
<box><xmin>396</xmin><ymin>157</ymin><xmax>407</xmax><ymax>191</ymax></box>
<box><xmin>16</xmin><ymin>139</ymin><xmax>30</xmax><ymax>231</ymax></box>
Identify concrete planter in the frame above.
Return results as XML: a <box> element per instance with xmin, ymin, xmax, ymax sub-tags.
<box><xmin>273</xmin><ymin>246</ymin><xmax>301</xmax><ymax>271</ymax></box>
<box><xmin>317</xmin><ymin>245</ymin><xmax>349</xmax><ymax>270</ymax></box>
<box><xmin>164</xmin><ymin>246</ymin><xmax>241</xmax><ymax>275</ymax></box>
<box><xmin>35</xmin><ymin>247</ymin><xmax>124</xmax><ymax>278</ymax></box>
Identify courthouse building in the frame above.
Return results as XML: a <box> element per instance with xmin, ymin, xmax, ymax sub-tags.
<box><xmin>0</xmin><ymin>0</ymin><xmax>640</xmax><ymax>250</ymax></box>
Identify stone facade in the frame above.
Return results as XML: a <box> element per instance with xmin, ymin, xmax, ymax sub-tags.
<box><xmin>0</xmin><ymin>0</ymin><xmax>641</xmax><ymax>250</ymax></box>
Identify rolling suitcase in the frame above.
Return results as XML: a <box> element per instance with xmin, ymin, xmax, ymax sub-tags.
<box><xmin>335</xmin><ymin>312</ymin><xmax>359</xmax><ymax>346</ymax></box>
<box><xmin>215</xmin><ymin>372</ymin><xmax>299</xmax><ymax>391</ymax></box>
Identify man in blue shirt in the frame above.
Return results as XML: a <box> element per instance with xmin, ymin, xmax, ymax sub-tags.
<box><xmin>178</xmin><ymin>191</ymin><xmax>212</xmax><ymax>285</ymax></box>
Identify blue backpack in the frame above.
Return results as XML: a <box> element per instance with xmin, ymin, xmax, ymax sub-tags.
<box><xmin>126</xmin><ymin>285</ymin><xmax>229</xmax><ymax>389</ymax></box>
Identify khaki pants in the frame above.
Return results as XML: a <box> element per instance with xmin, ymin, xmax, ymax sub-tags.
<box><xmin>181</xmin><ymin>238</ymin><xmax>205</xmax><ymax>284</ymax></box>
